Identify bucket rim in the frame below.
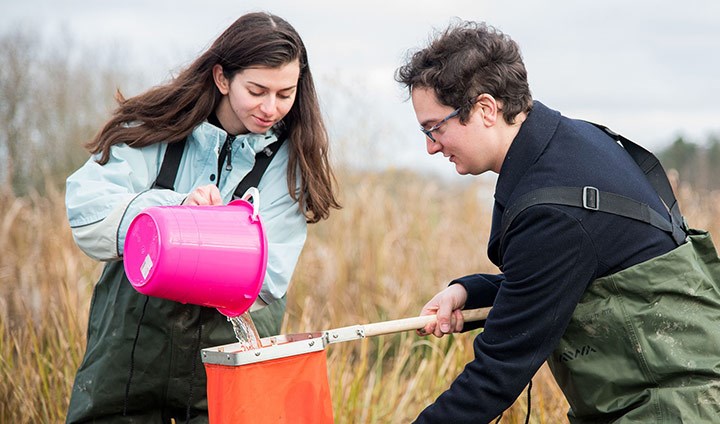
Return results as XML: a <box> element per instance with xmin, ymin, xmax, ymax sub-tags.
<box><xmin>123</xmin><ymin>211</ymin><xmax>162</xmax><ymax>287</ymax></box>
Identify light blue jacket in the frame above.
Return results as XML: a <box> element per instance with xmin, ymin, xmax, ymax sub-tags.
<box><xmin>65</xmin><ymin>122</ymin><xmax>307</xmax><ymax>306</ymax></box>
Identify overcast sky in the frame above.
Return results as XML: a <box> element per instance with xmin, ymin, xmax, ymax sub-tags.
<box><xmin>3</xmin><ymin>0</ymin><xmax>719</xmax><ymax>176</ymax></box>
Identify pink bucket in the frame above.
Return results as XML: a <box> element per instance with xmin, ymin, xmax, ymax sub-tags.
<box><xmin>123</xmin><ymin>188</ymin><xmax>267</xmax><ymax>317</ymax></box>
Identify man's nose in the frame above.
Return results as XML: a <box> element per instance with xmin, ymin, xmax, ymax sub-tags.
<box><xmin>426</xmin><ymin>138</ymin><xmax>442</xmax><ymax>155</ymax></box>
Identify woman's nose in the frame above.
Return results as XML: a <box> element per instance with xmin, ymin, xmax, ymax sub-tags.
<box><xmin>260</xmin><ymin>96</ymin><xmax>276</xmax><ymax>114</ymax></box>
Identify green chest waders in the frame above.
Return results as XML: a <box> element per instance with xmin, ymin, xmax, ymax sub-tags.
<box><xmin>549</xmin><ymin>230</ymin><xmax>720</xmax><ymax>423</ymax></box>
<box><xmin>500</xmin><ymin>124</ymin><xmax>720</xmax><ymax>423</ymax></box>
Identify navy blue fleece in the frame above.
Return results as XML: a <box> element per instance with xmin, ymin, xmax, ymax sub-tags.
<box><xmin>414</xmin><ymin>102</ymin><xmax>677</xmax><ymax>423</ymax></box>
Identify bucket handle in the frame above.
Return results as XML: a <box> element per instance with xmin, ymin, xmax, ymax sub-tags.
<box><xmin>240</xmin><ymin>187</ymin><xmax>261</xmax><ymax>222</ymax></box>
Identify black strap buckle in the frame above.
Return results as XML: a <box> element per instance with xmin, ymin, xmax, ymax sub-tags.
<box><xmin>583</xmin><ymin>186</ymin><xmax>600</xmax><ymax>211</ymax></box>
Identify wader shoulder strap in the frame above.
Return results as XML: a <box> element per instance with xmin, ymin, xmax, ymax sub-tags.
<box><xmin>500</xmin><ymin>125</ymin><xmax>688</xmax><ymax>248</ymax></box>
<box><xmin>233</xmin><ymin>137</ymin><xmax>286</xmax><ymax>199</ymax></box>
<box><xmin>152</xmin><ymin>136</ymin><xmax>286</xmax><ymax>197</ymax></box>
<box><xmin>589</xmin><ymin>123</ymin><xmax>686</xmax><ymax>237</ymax></box>
<box><xmin>153</xmin><ymin>140</ymin><xmax>186</xmax><ymax>189</ymax></box>
<box><xmin>500</xmin><ymin>186</ymin><xmax>684</xmax><ymax>244</ymax></box>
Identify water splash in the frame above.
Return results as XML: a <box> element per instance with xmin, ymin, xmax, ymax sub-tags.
<box><xmin>228</xmin><ymin>311</ymin><xmax>261</xmax><ymax>351</ymax></box>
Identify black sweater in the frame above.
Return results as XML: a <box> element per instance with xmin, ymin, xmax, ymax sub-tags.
<box><xmin>414</xmin><ymin>102</ymin><xmax>677</xmax><ymax>423</ymax></box>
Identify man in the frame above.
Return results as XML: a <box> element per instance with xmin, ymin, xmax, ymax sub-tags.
<box><xmin>396</xmin><ymin>20</ymin><xmax>720</xmax><ymax>423</ymax></box>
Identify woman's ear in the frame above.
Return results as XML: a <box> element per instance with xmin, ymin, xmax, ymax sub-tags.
<box><xmin>213</xmin><ymin>64</ymin><xmax>230</xmax><ymax>95</ymax></box>
<box><xmin>476</xmin><ymin>93</ymin><xmax>498</xmax><ymax>126</ymax></box>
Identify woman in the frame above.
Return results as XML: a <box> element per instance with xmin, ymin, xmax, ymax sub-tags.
<box><xmin>65</xmin><ymin>12</ymin><xmax>340</xmax><ymax>423</ymax></box>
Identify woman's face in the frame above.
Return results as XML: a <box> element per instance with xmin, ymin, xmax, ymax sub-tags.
<box><xmin>213</xmin><ymin>60</ymin><xmax>301</xmax><ymax>135</ymax></box>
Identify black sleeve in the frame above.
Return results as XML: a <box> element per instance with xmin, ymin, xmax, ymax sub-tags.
<box><xmin>451</xmin><ymin>273</ymin><xmax>504</xmax><ymax>331</ymax></box>
<box><xmin>414</xmin><ymin>205</ymin><xmax>598</xmax><ymax>423</ymax></box>
<box><xmin>452</xmin><ymin>273</ymin><xmax>504</xmax><ymax>309</ymax></box>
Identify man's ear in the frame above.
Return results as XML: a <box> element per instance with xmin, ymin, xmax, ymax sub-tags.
<box><xmin>213</xmin><ymin>64</ymin><xmax>230</xmax><ymax>95</ymax></box>
<box><xmin>476</xmin><ymin>93</ymin><xmax>499</xmax><ymax>126</ymax></box>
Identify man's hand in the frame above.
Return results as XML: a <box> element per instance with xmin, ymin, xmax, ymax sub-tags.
<box><xmin>417</xmin><ymin>283</ymin><xmax>468</xmax><ymax>338</ymax></box>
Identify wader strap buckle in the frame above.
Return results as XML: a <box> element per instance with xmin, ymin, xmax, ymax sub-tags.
<box><xmin>583</xmin><ymin>186</ymin><xmax>600</xmax><ymax>211</ymax></box>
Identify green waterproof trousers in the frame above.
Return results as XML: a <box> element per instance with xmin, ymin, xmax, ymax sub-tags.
<box><xmin>66</xmin><ymin>261</ymin><xmax>286</xmax><ymax>423</ymax></box>
<box><xmin>548</xmin><ymin>230</ymin><xmax>720</xmax><ymax>423</ymax></box>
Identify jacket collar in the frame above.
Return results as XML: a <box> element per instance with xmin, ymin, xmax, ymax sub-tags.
<box><xmin>191</xmin><ymin>121</ymin><xmax>280</xmax><ymax>154</ymax></box>
<box><xmin>494</xmin><ymin>101</ymin><xmax>561</xmax><ymax>207</ymax></box>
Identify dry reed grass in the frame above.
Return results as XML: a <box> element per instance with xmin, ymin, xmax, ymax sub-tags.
<box><xmin>1</xmin><ymin>170</ymin><xmax>717</xmax><ymax>423</ymax></box>
<box><xmin>0</xmin><ymin>184</ymin><xmax>100</xmax><ymax>423</ymax></box>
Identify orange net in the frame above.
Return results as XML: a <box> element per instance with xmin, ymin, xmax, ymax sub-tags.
<box><xmin>205</xmin><ymin>350</ymin><xmax>334</xmax><ymax>424</ymax></box>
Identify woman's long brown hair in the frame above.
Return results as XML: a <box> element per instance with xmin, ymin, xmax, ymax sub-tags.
<box><xmin>87</xmin><ymin>12</ymin><xmax>339</xmax><ymax>223</ymax></box>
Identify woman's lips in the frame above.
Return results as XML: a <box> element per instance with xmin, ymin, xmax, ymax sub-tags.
<box><xmin>253</xmin><ymin>115</ymin><xmax>274</xmax><ymax>127</ymax></box>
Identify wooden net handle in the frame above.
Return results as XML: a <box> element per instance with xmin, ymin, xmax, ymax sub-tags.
<box><xmin>362</xmin><ymin>307</ymin><xmax>491</xmax><ymax>338</ymax></box>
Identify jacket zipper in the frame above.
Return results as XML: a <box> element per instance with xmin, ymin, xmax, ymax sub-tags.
<box><xmin>216</xmin><ymin>134</ymin><xmax>236</xmax><ymax>185</ymax></box>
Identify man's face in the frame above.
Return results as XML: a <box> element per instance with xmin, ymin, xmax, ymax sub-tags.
<box><xmin>411</xmin><ymin>87</ymin><xmax>501</xmax><ymax>175</ymax></box>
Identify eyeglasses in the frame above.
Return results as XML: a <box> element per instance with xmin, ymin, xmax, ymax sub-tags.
<box><xmin>420</xmin><ymin>107</ymin><xmax>461</xmax><ymax>142</ymax></box>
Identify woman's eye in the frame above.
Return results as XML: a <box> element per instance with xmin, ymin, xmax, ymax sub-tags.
<box><xmin>248</xmin><ymin>90</ymin><xmax>264</xmax><ymax>97</ymax></box>
<box><xmin>278</xmin><ymin>94</ymin><xmax>292</xmax><ymax>100</ymax></box>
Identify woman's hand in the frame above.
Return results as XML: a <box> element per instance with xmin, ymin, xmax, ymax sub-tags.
<box><xmin>417</xmin><ymin>283</ymin><xmax>468</xmax><ymax>338</ymax></box>
<box><xmin>182</xmin><ymin>184</ymin><xmax>223</xmax><ymax>206</ymax></box>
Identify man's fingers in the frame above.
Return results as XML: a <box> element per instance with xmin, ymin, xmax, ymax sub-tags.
<box><xmin>435</xmin><ymin>300</ymin><xmax>454</xmax><ymax>335</ymax></box>
<box><xmin>452</xmin><ymin>309</ymin><xmax>465</xmax><ymax>332</ymax></box>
